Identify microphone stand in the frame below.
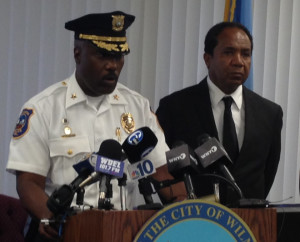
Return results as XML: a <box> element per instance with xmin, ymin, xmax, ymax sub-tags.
<box><xmin>118</xmin><ymin>173</ymin><xmax>127</xmax><ymax>210</ymax></box>
<box><xmin>76</xmin><ymin>187</ymin><xmax>85</xmax><ymax>206</ymax></box>
<box><xmin>212</xmin><ymin>171</ymin><xmax>220</xmax><ymax>203</ymax></box>
<box><xmin>148</xmin><ymin>177</ymin><xmax>179</xmax><ymax>205</ymax></box>
<box><xmin>98</xmin><ymin>176</ymin><xmax>113</xmax><ymax>210</ymax></box>
<box><xmin>183</xmin><ymin>173</ymin><xmax>196</xmax><ymax>199</ymax></box>
<box><xmin>137</xmin><ymin>178</ymin><xmax>163</xmax><ymax>210</ymax></box>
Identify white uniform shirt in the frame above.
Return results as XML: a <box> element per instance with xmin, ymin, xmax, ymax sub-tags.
<box><xmin>6</xmin><ymin>72</ymin><xmax>169</xmax><ymax>210</ymax></box>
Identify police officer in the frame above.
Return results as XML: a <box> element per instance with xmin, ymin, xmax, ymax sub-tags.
<box><xmin>6</xmin><ymin>11</ymin><xmax>185</xmax><ymax>241</ymax></box>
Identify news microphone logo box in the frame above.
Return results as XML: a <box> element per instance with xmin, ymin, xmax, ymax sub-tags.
<box><xmin>127</xmin><ymin>160</ymin><xmax>156</xmax><ymax>180</ymax></box>
<box><xmin>95</xmin><ymin>155</ymin><xmax>124</xmax><ymax>178</ymax></box>
<box><xmin>128</xmin><ymin>129</ymin><xmax>144</xmax><ymax>145</ymax></box>
<box><xmin>166</xmin><ymin>144</ymin><xmax>199</xmax><ymax>173</ymax></box>
<box><xmin>194</xmin><ymin>137</ymin><xmax>229</xmax><ymax>168</ymax></box>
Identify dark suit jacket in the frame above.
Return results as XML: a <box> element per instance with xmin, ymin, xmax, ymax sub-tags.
<box><xmin>156</xmin><ymin>77</ymin><xmax>283</xmax><ymax>199</ymax></box>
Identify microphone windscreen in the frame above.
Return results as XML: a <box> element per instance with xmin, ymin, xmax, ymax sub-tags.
<box><xmin>122</xmin><ymin>126</ymin><xmax>158</xmax><ymax>163</ymax></box>
<box><xmin>95</xmin><ymin>139</ymin><xmax>124</xmax><ymax>177</ymax></box>
<box><xmin>99</xmin><ymin>139</ymin><xmax>123</xmax><ymax>160</ymax></box>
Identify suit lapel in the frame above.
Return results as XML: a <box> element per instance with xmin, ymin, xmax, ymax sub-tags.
<box><xmin>238</xmin><ymin>87</ymin><xmax>257</xmax><ymax>160</ymax></box>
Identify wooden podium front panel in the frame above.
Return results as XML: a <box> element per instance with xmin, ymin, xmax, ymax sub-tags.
<box><xmin>63</xmin><ymin>210</ymin><xmax>156</xmax><ymax>242</ymax></box>
<box><xmin>63</xmin><ymin>208</ymin><xmax>277</xmax><ymax>242</ymax></box>
<box><xmin>232</xmin><ymin>208</ymin><xmax>277</xmax><ymax>242</ymax></box>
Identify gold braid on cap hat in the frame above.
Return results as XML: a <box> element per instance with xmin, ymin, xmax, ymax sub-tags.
<box><xmin>79</xmin><ymin>34</ymin><xmax>129</xmax><ymax>52</ymax></box>
<box><xmin>79</xmin><ymin>34</ymin><xmax>127</xmax><ymax>42</ymax></box>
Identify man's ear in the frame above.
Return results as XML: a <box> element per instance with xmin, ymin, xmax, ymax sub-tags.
<box><xmin>203</xmin><ymin>53</ymin><xmax>211</xmax><ymax>69</ymax></box>
<box><xmin>74</xmin><ymin>46</ymin><xmax>81</xmax><ymax>64</ymax></box>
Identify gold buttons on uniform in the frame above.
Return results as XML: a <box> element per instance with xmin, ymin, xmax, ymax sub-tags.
<box><xmin>64</xmin><ymin>126</ymin><xmax>72</xmax><ymax>135</ymax></box>
<box><xmin>67</xmin><ymin>149</ymin><xmax>73</xmax><ymax>155</ymax></box>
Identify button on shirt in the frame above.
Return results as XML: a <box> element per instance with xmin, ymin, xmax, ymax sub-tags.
<box><xmin>207</xmin><ymin>76</ymin><xmax>245</xmax><ymax>150</ymax></box>
<box><xmin>6</xmin><ymin>72</ymin><xmax>169</xmax><ymax>210</ymax></box>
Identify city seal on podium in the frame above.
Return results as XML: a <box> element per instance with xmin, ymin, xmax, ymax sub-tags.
<box><xmin>134</xmin><ymin>199</ymin><xmax>256</xmax><ymax>242</ymax></box>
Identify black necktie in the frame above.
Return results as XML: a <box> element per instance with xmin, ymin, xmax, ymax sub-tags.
<box><xmin>222</xmin><ymin>96</ymin><xmax>239</xmax><ymax>162</ymax></box>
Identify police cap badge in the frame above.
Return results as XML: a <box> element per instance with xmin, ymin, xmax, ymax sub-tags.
<box><xmin>65</xmin><ymin>11</ymin><xmax>135</xmax><ymax>55</ymax></box>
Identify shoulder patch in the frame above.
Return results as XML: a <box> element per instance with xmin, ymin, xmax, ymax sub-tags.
<box><xmin>13</xmin><ymin>108</ymin><xmax>34</xmax><ymax>139</ymax></box>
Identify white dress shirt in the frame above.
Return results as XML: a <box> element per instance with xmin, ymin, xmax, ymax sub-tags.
<box><xmin>207</xmin><ymin>76</ymin><xmax>245</xmax><ymax>150</ymax></box>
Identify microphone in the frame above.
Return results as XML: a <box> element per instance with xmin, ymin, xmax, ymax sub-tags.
<box><xmin>122</xmin><ymin>127</ymin><xmax>162</xmax><ymax>210</ymax></box>
<box><xmin>95</xmin><ymin>139</ymin><xmax>124</xmax><ymax>210</ymax></box>
<box><xmin>47</xmin><ymin>164</ymin><xmax>93</xmax><ymax>215</ymax></box>
<box><xmin>165</xmin><ymin>141</ymin><xmax>200</xmax><ymax>199</ymax></box>
<box><xmin>47</xmin><ymin>140</ymin><xmax>124</xmax><ymax>214</ymax></box>
<box><xmin>122</xmin><ymin>126</ymin><xmax>158</xmax><ymax>162</ymax></box>
<box><xmin>73</xmin><ymin>153</ymin><xmax>99</xmax><ymax>188</ymax></box>
<box><xmin>195</xmin><ymin>134</ymin><xmax>233</xmax><ymax>168</ymax></box>
<box><xmin>194</xmin><ymin>134</ymin><xmax>244</xmax><ymax>202</ymax></box>
<box><xmin>75</xmin><ymin>143</ymin><xmax>125</xmax><ymax>190</ymax></box>
<box><xmin>127</xmin><ymin>158</ymin><xmax>160</xmax><ymax>209</ymax></box>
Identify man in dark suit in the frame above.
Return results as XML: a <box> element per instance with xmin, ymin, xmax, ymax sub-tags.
<box><xmin>156</xmin><ymin>22</ymin><xmax>283</xmax><ymax>204</ymax></box>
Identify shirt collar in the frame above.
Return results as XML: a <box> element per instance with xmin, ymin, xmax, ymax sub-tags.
<box><xmin>108</xmin><ymin>87</ymin><xmax>128</xmax><ymax>105</ymax></box>
<box><xmin>65</xmin><ymin>72</ymin><xmax>128</xmax><ymax>109</ymax></box>
<box><xmin>207</xmin><ymin>76</ymin><xmax>243</xmax><ymax>110</ymax></box>
<box><xmin>65</xmin><ymin>72</ymin><xmax>87</xmax><ymax>109</ymax></box>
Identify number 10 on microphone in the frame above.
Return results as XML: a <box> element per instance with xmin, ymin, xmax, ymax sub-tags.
<box><xmin>127</xmin><ymin>160</ymin><xmax>156</xmax><ymax>180</ymax></box>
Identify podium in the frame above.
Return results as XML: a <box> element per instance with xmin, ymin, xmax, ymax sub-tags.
<box><xmin>63</xmin><ymin>207</ymin><xmax>276</xmax><ymax>241</ymax></box>
<box><xmin>63</xmin><ymin>210</ymin><xmax>155</xmax><ymax>242</ymax></box>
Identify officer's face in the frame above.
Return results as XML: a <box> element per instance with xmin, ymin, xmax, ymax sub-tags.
<box><xmin>204</xmin><ymin>27</ymin><xmax>251</xmax><ymax>94</ymax></box>
<box><xmin>74</xmin><ymin>41</ymin><xmax>124</xmax><ymax>96</ymax></box>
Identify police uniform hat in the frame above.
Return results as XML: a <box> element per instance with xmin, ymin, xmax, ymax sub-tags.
<box><xmin>65</xmin><ymin>11</ymin><xmax>135</xmax><ymax>55</ymax></box>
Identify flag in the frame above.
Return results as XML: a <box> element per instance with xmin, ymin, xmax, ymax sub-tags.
<box><xmin>224</xmin><ymin>0</ymin><xmax>253</xmax><ymax>90</ymax></box>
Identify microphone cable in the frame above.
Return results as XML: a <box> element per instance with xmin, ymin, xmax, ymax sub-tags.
<box><xmin>197</xmin><ymin>173</ymin><xmax>244</xmax><ymax>200</ymax></box>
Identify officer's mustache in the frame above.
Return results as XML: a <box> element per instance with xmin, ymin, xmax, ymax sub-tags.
<box><xmin>103</xmin><ymin>72</ymin><xmax>118</xmax><ymax>80</ymax></box>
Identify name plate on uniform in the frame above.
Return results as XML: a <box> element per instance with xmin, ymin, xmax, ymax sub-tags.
<box><xmin>134</xmin><ymin>199</ymin><xmax>256</xmax><ymax>242</ymax></box>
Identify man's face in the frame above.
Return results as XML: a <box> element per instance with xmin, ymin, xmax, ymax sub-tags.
<box><xmin>204</xmin><ymin>27</ymin><xmax>252</xmax><ymax>94</ymax></box>
<box><xmin>75</xmin><ymin>41</ymin><xmax>125</xmax><ymax>96</ymax></box>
